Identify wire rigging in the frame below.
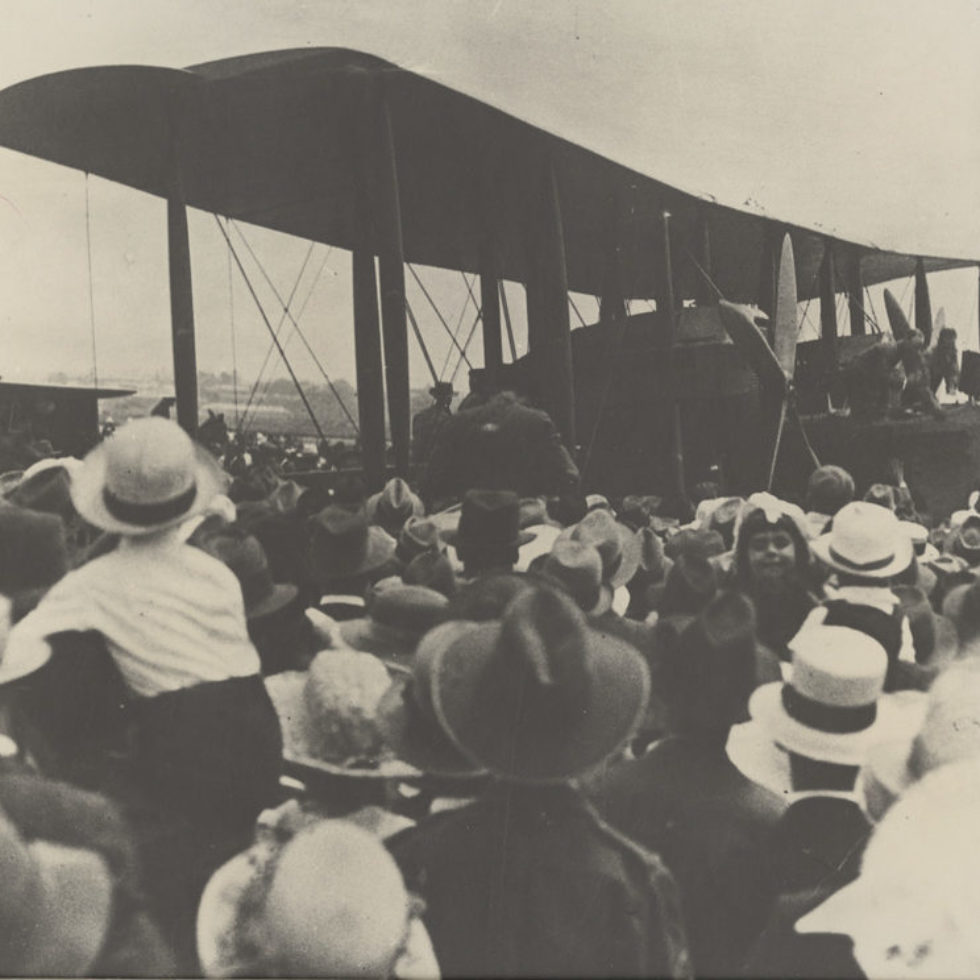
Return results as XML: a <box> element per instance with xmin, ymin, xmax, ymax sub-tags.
<box><xmin>230</xmin><ymin>221</ymin><xmax>359</xmax><ymax>436</ymax></box>
<box><xmin>214</xmin><ymin>216</ymin><xmax>328</xmax><ymax>444</ymax></box>
<box><xmin>83</xmin><ymin>173</ymin><xmax>100</xmax><ymax>393</ymax></box>
<box><xmin>407</xmin><ymin>263</ymin><xmax>473</xmax><ymax>369</ymax></box>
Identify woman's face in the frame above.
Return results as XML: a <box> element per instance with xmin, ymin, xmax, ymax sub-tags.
<box><xmin>746</xmin><ymin>528</ymin><xmax>797</xmax><ymax>587</ymax></box>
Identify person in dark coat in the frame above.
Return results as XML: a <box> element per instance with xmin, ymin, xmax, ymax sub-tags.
<box><xmin>411</xmin><ymin>381</ymin><xmax>454</xmax><ymax>474</ymax></box>
<box><xmin>589</xmin><ymin>591</ymin><xmax>786</xmax><ymax>977</ymax></box>
<box><xmin>730</xmin><ymin>624</ymin><xmax>925</xmax><ymax>977</ymax></box>
<box><xmin>387</xmin><ymin>586</ymin><xmax>692</xmax><ymax>979</ymax></box>
<box><xmin>421</xmin><ymin>390</ymin><xmax>580</xmax><ymax>510</ymax></box>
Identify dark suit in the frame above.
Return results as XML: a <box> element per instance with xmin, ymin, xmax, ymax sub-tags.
<box><xmin>388</xmin><ymin>782</ymin><xmax>692</xmax><ymax>979</ymax></box>
<box><xmin>421</xmin><ymin>392</ymin><xmax>580</xmax><ymax>508</ymax></box>
<box><xmin>589</xmin><ymin>737</ymin><xmax>786</xmax><ymax>977</ymax></box>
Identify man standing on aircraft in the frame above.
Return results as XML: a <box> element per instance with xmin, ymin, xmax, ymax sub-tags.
<box><xmin>412</xmin><ymin>381</ymin><xmax>454</xmax><ymax>475</ymax></box>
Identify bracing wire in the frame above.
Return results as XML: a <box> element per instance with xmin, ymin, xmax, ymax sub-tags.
<box><xmin>241</xmin><ymin>245</ymin><xmax>332</xmax><ymax>433</ymax></box>
<box><xmin>408</xmin><ymin>263</ymin><xmax>473</xmax><ymax>369</ymax></box>
<box><xmin>568</xmin><ymin>294</ymin><xmax>588</xmax><ymax>329</ymax></box>
<box><xmin>226</xmin><ymin>230</ymin><xmax>239</xmax><ymax>427</ymax></box>
<box><xmin>83</xmin><ymin>173</ymin><xmax>99</xmax><ymax>393</ymax></box>
<box><xmin>438</xmin><ymin>273</ymin><xmax>477</xmax><ymax>379</ymax></box>
<box><xmin>498</xmin><ymin>280</ymin><xmax>518</xmax><ymax>361</ymax></box>
<box><xmin>449</xmin><ymin>310</ymin><xmax>483</xmax><ymax>385</ymax></box>
<box><xmin>214</xmin><ymin>217</ymin><xmax>328</xmax><ymax>443</ymax></box>
<box><xmin>230</xmin><ymin>220</ymin><xmax>358</xmax><ymax>435</ymax></box>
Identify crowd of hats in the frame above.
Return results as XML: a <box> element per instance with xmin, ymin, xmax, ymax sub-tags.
<box><xmin>6</xmin><ymin>419</ymin><xmax>980</xmax><ymax>977</ymax></box>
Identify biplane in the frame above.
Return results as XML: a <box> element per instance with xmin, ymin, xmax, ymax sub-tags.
<box><xmin>0</xmin><ymin>48</ymin><xmax>977</xmax><ymax>512</ymax></box>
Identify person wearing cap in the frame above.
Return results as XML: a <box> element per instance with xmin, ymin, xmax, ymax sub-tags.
<box><xmin>732</xmin><ymin>625</ymin><xmax>926</xmax><ymax>977</ymax></box>
<box><xmin>590</xmin><ymin>591</ymin><xmax>786</xmax><ymax>978</ymax></box>
<box><xmin>412</xmin><ymin>380</ymin><xmax>454</xmax><ymax>475</ymax></box>
<box><xmin>386</xmin><ymin>585</ymin><xmax>691</xmax><ymax>979</ymax></box>
<box><xmin>442</xmin><ymin>489</ymin><xmax>533</xmax><ymax>579</ymax></box>
<box><xmin>730</xmin><ymin>492</ymin><xmax>820</xmax><ymax>658</ymax></box>
<box><xmin>420</xmin><ymin>390</ymin><xmax>580</xmax><ymax>512</ymax></box>
<box><xmin>806</xmin><ymin>500</ymin><xmax>925</xmax><ymax>691</ymax></box>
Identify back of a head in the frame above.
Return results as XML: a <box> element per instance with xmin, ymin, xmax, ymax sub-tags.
<box><xmin>805</xmin><ymin>465</ymin><xmax>855</xmax><ymax>517</ymax></box>
<box><xmin>264</xmin><ymin>821</ymin><xmax>410</xmax><ymax>978</ymax></box>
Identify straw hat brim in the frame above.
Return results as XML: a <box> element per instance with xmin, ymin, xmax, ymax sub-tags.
<box><xmin>0</xmin><ymin>639</ymin><xmax>51</xmax><ymax>686</ymax></box>
<box><xmin>857</xmin><ymin>736</ymin><xmax>914</xmax><ymax>823</ymax></box>
<box><xmin>748</xmin><ymin>682</ymin><xmax>925</xmax><ymax>767</ymax></box>
<box><xmin>810</xmin><ymin>534</ymin><xmax>914</xmax><ymax>580</ymax></box>
<box><xmin>432</xmin><ymin>622</ymin><xmax>650</xmax><ymax>783</ymax></box>
<box><xmin>376</xmin><ymin>676</ymin><xmax>487</xmax><ymax>779</ymax></box>
<box><xmin>71</xmin><ymin>440</ymin><xmax>226</xmax><ymax>536</ymax></box>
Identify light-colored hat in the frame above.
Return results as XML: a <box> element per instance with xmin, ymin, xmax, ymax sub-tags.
<box><xmin>557</xmin><ymin>509</ymin><xmax>641</xmax><ymax>589</ymax></box>
<box><xmin>71</xmin><ymin>418</ymin><xmax>226</xmax><ymax>535</ymax></box>
<box><xmin>811</xmin><ymin>500</ymin><xmax>914</xmax><ymax>580</ymax></box>
<box><xmin>798</xmin><ymin>759</ymin><xmax>980</xmax><ymax>979</ymax></box>
<box><xmin>515</xmin><ymin>523</ymin><xmax>562</xmax><ymax>573</ymax></box>
<box><xmin>197</xmin><ymin>812</ymin><xmax>438</xmax><ymax>978</ymax></box>
<box><xmin>0</xmin><ymin>805</ymin><xmax>113</xmax><ymax>977</ymax></box>
<box><xmin>748</xmin><ymin>624</ymin><xmax>899</xmax><ymax>765</ymax></box>
<box><xmin>540</xmin><ymin>539</ymin><xmax>611</xmax><ymax>616</ymax></box>
<box><xmin>859</xmin><ymin>657</ymin><xmax>980</xmax><ymax>822</ymax></box>
<box><xmin>366</xmin><ymin>478</ymin><xmax>425</xmax><ymax>538</ymax></box>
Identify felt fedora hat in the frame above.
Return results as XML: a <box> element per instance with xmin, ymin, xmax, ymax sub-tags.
<box><xmin>540</xmin><ymin>538</ymin><xmax>610</xmax><ymax>616</ymax></box>
<box><xmin>663</xmin><ymin>527</ymin><xmax>726</xmax><ymax>562</ymax></box>
<box><xmin>71</xmin><ymin>417</ymin><xmax>226</xmax><ymax>536</ymax></box>
<box><xmin>432</xmin><ymin>585</ymin><xmax>650</xmax><ymax>782</ymax></box>
<box><xmin>339</xmin><ymin>584</ymin><xmax>450</xmax><ymax>667</ymax></box>
<box><xmin>558</xmin><ymin>508</ymin><xmax>641</xmax><ymax>589</ymax></box>
<box><xmin>366</xmin><ymin>478</ymin><xmax>425</xmax><ymax>538</ymax></box>
<box><xmin>952</xmin><ymin>514</ymin><xmax>980</xmax><ymax>566</ymax></box>
<box><xmin>652</xmin><ymin>551</ymin><xmax>718</xmax><ymax>618</ymax></box>
<box><xmin>401</xmin><ymin>549</ymin><xmax>458</xmax><ymax>599</ymax></box>
<box><xmin>191</xmin><ymin>523</ymin><xmax>298</xmax><ymax>621</ymax></box>
<box><xmin>442</xmin><ymin>489</ymin><xmax>534</xmax><ymax>552</ymax></box>
<box><xmin>308</xmin><ymin>505</ymin><xmax>396</xmax><ymax>584</ymax></box>
<box><xmin>811</xmin><ymin>501</ymin><xmax>914</xmax><ymax>579</ymax></box>
<box><xmin>377</xmin><ymin>621</ymin><xmax>488</xmax><ymax>778</ymax></box>
<box><xmin>748</xmin><ymin>624</ymin><xmax>905</xmax><ymax>766</ymax></box>
<box><xmin>395</xmin><ymin>516</ymin><xmax>444</xmax><ymax>565</ymax></box>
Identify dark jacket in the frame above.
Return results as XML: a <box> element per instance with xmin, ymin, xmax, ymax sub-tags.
<box><xmin>589</xmin><ymin>737</ymin><xmax>786</xmax><ymax>977</ymax></box>
<box><xmin>387</xmin><ymin>782</ymin><xmax>692</xmax><ymax>979</ymax></box>
<box><xmin>421</xmin><ymin>392</ymin><xmax>580</xmax><ymax>508</ymax></box>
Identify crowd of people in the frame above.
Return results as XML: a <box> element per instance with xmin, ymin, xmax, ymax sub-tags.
<box><xmin>0</xmin><ymin>386</ymin><xmax>977</xmax><ymax>978</ymax></box>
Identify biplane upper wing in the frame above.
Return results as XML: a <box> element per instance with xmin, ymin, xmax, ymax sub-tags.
<box><xmin>0</xmin><ymin>48</ymin><xmax>972</xmax><ymax>301</ymax></box>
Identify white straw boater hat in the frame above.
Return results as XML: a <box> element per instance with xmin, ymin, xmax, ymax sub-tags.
<box><xmin>748</xmin><ymin>624</ymin><xmax>901</xmax><ymax>766</ymax></box>
<box><xmin>71</xmin><ymin>417</ymin><xmax>226</xmax><ymax>536</ymax></box>
<box><xmin>810</xmin><ymin>500</ymin><xmax>913</xmax><ymax>579</ymax></box>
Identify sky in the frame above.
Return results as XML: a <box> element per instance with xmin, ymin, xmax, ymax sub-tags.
<box><xmin>0</xmin><ymin>0</ymin><xmax>978</xmax><ymax>394</ymax></box>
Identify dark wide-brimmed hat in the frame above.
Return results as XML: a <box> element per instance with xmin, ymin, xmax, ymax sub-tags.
<box><xmin>952</xmin><ymin>515</ymin><xmax>980</xmax><ymax>567</ymax></box>
<box><xmin>664</xmin><ymin>527</ymin><xmax>726</xmax><ymax>562</ymax></box>
<box><xmin>432</xmin><ymin>586</ymin><xmax>650</xmax><ymax>782</ymax></box>
<box><xmin>442</xmin><ymin>490</ymin><xmax>534</xmax><ymax>553</ymax></box>
<box><xmin>650</xmin><ymin>550</ymin><xmax>719</xmax><ymax>618</ymax></box>
<box><xmin>557</xmin><ymin>508</ymin><xmax>641</xmax><ymax>589</ymax></box>
<box><xmin>401</xmin><ymin>549</ymin><xmax>458</xmax><ymax>599</ymax></box>
<box><xmin>429</xmin><ymin>381</ymin><xmax>454</xmax><ymax>399</ymax></box>
<box><xmin>339</xmin><ymin>584</ymin><xmax>449</xmax><ymax>666</ymax></box>
<box><xmin>377</xmin><ymin>621</ymin><xmax>488</xmax><ymax>778</ymax></box>
<box><xmin>71</xmin><ymin>417</ymin><xmax>226</xmax><ymax>536</ymax></box>
<box><xmin>191</xmin><ymin>522</ymin><xmax>299</xmax><ymax>620</ymax></box>
<box><xmin>366</xmin><ymin>478</ymin><xmax>425</xmax><ymax>538</ymax></box>
<box><xmin>308</xmin><ymin>506</ymin><xmax>396</xmax><ymax>585</ymax></box>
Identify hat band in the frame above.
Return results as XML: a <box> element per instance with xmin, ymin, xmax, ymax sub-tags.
<box><xmin>782</xmin><ymin>684</ymin><xmax>877</xmax><ymax>735</ymax></box>
<box><xmin>103</xmin><ymin>483</ymin><xmax>197</xmax><ymax>526</ymax></box>
<box><xmin>827</xmin><ymin>544</ymin><xmax>895</xmax><ymax>573</ymax></box>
